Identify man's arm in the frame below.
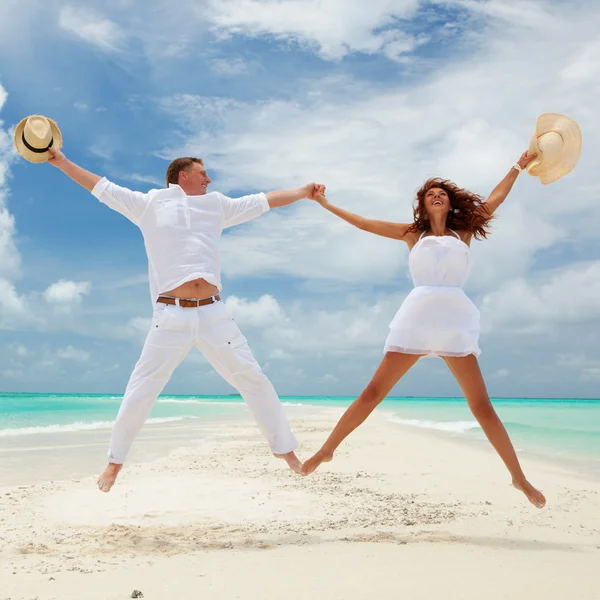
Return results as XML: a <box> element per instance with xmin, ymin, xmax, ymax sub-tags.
<box><xmin>266</xmin><ymin>183</ymin><xmax>325</xmax><ymax>209</ymax></box>
<box><xmin>47</xmin><ymin>148</ymin><xmax>101</xmax><ymax>191</ymax></box>
<box><xmin>220</xmin><ymin>182</ymin><xmax>326</xmax><ymax>228</ymax></box>
<box><xmin>47</xmin><ymin>147</ymin><xmax>149</xmax><ymax>224</ymax></box>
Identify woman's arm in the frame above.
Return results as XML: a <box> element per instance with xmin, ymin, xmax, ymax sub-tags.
<box><xmin>314</xmin><ymin>194</ymin><xmax>411</xmax><ymax>241</ymax></box>
<box><xmin>482</xmin><ymin>150</ymin><xmax>537</xmax><ymax>216</ymax></box>
<box><xmin>266</xmin><ymin>183</ymin><xmax>326</xmax><ymax>208</ymax></box>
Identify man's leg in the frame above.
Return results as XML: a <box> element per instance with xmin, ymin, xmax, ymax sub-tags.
<box><xmin>98</xmin><ymin>305</ymin><xmax>194</xmax><ymax>492</ymax></box>
<box><xmin>194</xmin><ymin>302</ymin><xmax>300</xmax><ymax>472</ymax></box>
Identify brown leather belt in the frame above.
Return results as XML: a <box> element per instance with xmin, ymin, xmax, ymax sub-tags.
<box><xmin>157</xmin><ymin>294</ymin><xmax>221</xmax><ymax>308</ymax></box>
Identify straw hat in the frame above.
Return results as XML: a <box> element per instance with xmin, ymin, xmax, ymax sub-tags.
<box><xmin>13</xmin><ymin>115</ymin><xmax>62</xmax><ymax>163</ymax></box>
<box><xmin>526</xmin><ymin>113</ymin><xmax>581</xmax><ymax>185</ymax></box>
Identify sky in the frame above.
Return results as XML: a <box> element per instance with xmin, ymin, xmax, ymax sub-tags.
<box><xmin>0</xmin><ymin>0</ymin><xmax>599</xmax><ymax>398</ymax></box>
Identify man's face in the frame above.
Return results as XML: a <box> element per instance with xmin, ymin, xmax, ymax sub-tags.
<box><xmin>179</xmin><ymin>162</ymin><xmax>212</xmax><ymax>195</ymax></box>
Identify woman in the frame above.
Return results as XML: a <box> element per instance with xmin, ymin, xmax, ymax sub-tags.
<box><xmin>302</xmin><ymin>150</ymin><xmax>546</xmax><ymax>509</ymax></box>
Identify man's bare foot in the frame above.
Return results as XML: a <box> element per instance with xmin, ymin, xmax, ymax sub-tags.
<box><xmin>97</xmin><ymin>463</ymin><xmax>123</xmax><ymax>493</ymax></box>
<box><xmin>274</xmin><ymin>451</ymin><xmax>303</xmax><ymax>475</ymax></box>
<box><xmin>301</xmin><ymin>449</ymin><xmax>333</xmax><ymax>476</ymax></box>
<box><xmin>512</xmin><ymin>478</ymin><xmax>546</xmax><ymax>508</ymax></box>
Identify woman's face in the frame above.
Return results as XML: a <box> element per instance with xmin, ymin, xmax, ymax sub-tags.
<box><xmin>424</xmin><ymin>187</ymin><xmax>450</xmax><ymax>218</ymax></box>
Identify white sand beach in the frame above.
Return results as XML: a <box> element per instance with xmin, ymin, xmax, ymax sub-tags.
<box><xmin>1</xmin><ymin>406</ymin><xmax>599</xmax><ymax>600</ymax></box>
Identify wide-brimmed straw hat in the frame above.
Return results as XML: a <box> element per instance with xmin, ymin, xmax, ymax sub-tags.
<box><xmin>526</xmin><ymin>113</ymin><xmax>581</xmax><ymax>185</ymax></box>
<box><xmin>13</xmin><ymin>114</ymin><xmax>62</xmax><ymax>163</ymax></box>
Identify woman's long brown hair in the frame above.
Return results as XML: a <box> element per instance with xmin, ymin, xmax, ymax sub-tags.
<box><xmin>407</xmin><ymin>177</ymin><xmax>493</xmax><ymax>240</ymax></box>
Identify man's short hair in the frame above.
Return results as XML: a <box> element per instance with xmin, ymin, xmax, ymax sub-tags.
<box><xmin>165</xmin><ymin>157</ymin><xmax>204</xmax><ymax>187</ymax></box>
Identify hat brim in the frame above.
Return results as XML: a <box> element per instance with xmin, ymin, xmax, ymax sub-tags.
<box><xmin>526</xmin><ymin>113</ymin><xmax>582</xmax><ymax>185</ymax></box>
<box><xmin>13</xmin><ymin>115</ymin><xmax>63</xmax><ymax>164</ymax></box>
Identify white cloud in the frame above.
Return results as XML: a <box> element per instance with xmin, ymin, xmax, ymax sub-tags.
<box><xmin>56</xmin><ymin>345</ymin><xmax>91</xmax><ymax>362</ymax></box>
<box><xmin>560</xmin><ymin>39</ymin><xmax>600</xmax><ymax>84</ymax></box>
<box><xmin>210</xmin><ymin>57</ymin><xmax>253</xmax><ymax>76</ymax></box>
<box><xmin>230</xmin><ymin>292</ymin><xmax>404</xmax><ymax>356</ymax></box>
<box><xmin>582</xmin><ymin>368</ymin><xmax>600</xmax><ymax>382</ymax></box>
<box><xmin>207</xmin><ymin>0</ymin><xmax>422</xmax><ymax>60</ymax></box>
<box><xmin>101</xmin><ymin>273</ymin><xmax>149</xmax><ymax>291</ymax></box>
<box><xmin>556</xmin><ymin>353</ymin><xmax>600</xmax><ymax>382</ymax></box>
<box><xmin>11</xmin><ymin>344</ymin><xmax>28</xmax><ymax>357</ymax></box>
<box><xmin>0</xmin><ymin>279</ymin><xmax>27</xmax><ymax>326</ymax></box>
<box><xmin>481</xmin><ymin>261</ymin><xmax>600</xmax><ymax>333</ymax></box>
<box><xmin>269</xmin><ymin>347</ymin><xmax>293</xmax><ymax>361</ymax></box>
<box><xmin>0</xmin><ymin>84</ymin><xmax>26</xmax><ymax>327</ymax></box>
<box><xmin>59</xmin><ymin>6</ymin><xmax>126</xmax><ymax>52</ymax></box>
<box><xmin>0</xmin><ymin>89</ymin><xmax>17</xmax><ymax>275</ymax></box>
<box><xmin>2</xmin><ymin>368</ymin><xmax>24</xmax><ymax>380</ymax></box>
<box><xmin>108</xmin><ymin>316</ymin><xmax>153</xmax><ymax>344</ymax></box>
<box><xmin>491</xmin><ymin>368</ymin><xmax>510</xmax><ymax>379</ymax></box>
<box><xmin>126</xmin><ymin>173</ymin><xmax>164</xmax><ymax>188</ymax></box>
<box><xmin>0</xmin><ymin>207</ymin><xmax>20</xmax><ymax>280</ymax></box>
<box><xmin>89</xmin><ymin>138</ymin><xmax>116</xmax><ymax>160</ymax></box>
<box><xmin>467</xmin><ymin>202</ymin><xmax>564</xmax><ymax>293</ymax></box>
<box><xmin>44</xmin><ymin>280</ymin><xmax>91</xmax><ymax>304</ymax></box>
<box><xmin>225</xmin><ymin>294</ymin><xmax>286</xmax><ymax>327</ymax></box>
<box><xmin>221</xmin><ymin>207</ymin><xmax>408</xmax><ymax>285</ymax></box>
<box><xmin>451</xmin><ymin>0</ymin><xmax>558</xmax><ymax>28</ymax></box>
<box><xmin>319</xmin><ymin>373</ymin><xmax>340</xmax><ymax>384</ymax></box>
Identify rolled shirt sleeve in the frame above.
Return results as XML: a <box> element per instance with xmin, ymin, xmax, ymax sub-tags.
<box><xmin>218</xmin><ymin>192</ymin><xmax>270</xmax><ymax>229</ymax></box>
<box><xmin>91</xmin><ymin>177</ymin><xmax>150</xmax><ymax>226</ymax></box>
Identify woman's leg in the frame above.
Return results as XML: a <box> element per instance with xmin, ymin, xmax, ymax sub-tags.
<box><xmin>444</xmin><ymin>354</ymin><xmax>546</xmax><ymax>508</ymax></box>
<box><xmin>302</xmin><ymin>352</ymin><xmax>422</xmax><ymax>475</ymax></box>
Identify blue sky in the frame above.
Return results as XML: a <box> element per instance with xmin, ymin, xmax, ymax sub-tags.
<box><xmin>1</xmin><ymin>0</ymin><xmax>599</xmax><ymax>398</ymax></box>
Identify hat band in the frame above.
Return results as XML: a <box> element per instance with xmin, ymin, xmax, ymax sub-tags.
<box><xmin>22</xmin><ymin>132</ymin><xmax>54</xmax><ymax>154</ymax></box>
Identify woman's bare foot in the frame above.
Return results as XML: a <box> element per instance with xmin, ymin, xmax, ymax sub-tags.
<box><xmin>97</xmin><ymin>463</ymin><xmax>123</xmax><ymax>493</ymax></box>
<box><xmin>301</xmin><ymin>449</ymin><xmax>333</xmax><ymax>475</ymax></box>
<box><xmin>274</xmin><ymin>451</ymin><xmax>304</xmax><ymax>475</ymax></box>
<box><xmin>512</xmin><ymin>478</ymin><xmax>546</xmax><ymax>508</ymax></box>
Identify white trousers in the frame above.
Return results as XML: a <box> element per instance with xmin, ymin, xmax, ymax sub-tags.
<box><xmin>107</xmin><ymin>300</ymin><xmax>297</xmax><ymax>464</ymax></box>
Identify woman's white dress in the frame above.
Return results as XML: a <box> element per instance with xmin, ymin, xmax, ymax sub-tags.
<box><xmin>384</xmin><ymin>230</ymin><xmax>481</xmax><ymax>358</ymax></box>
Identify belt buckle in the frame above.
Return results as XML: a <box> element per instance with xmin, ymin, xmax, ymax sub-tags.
<box><xmin>166</xmin><ymin>295</ymin><xmax>219</xmax><ymax>308</ymax></box>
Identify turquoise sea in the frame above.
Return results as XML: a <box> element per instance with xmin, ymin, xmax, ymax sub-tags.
<box><xmin>1</xmin><ymin>393</ymin><xmax>599</xmax><ymax>473</ymax></box>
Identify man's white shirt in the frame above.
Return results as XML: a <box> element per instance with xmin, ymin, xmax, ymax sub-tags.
<box><xmin>92</xmin><ymin>178</ymin><xmax>269</xmax><ymax>303</ymax></box>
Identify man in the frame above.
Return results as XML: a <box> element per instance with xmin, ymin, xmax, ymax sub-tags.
<box><xmin>47</xmin><ymin>147</ymin><xmax>325</xmax><ymax>492</ymax></box>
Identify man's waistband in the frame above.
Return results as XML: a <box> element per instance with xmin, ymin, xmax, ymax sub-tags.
<box><xmin>157</xmin><ymin>294</ymin><xmax>221</xmax><ymax>308</ymax></box>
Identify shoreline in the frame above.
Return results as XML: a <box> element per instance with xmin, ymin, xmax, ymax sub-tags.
<box><xmin>2</xmin><ymin>403</ymin><xmax>599</xmax><ymax>488</ymax></box>
<box><xmin>379</xmin><ymin>409</ymin><xmax>600</xmax><ymax>483</ymax></box>
<box><xmin>3</xmin><ymin>391</ymin><xmax>599</xmax><ymax>400</ymax></box>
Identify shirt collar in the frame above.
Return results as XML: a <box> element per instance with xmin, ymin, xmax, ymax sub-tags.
<box><xmin>165</xmin><ymin>183</ymin><xmax>186</xmax><ymax>197</ymax></box>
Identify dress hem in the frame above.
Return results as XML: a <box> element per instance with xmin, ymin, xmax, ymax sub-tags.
<box><xmin>383</xmin><ymin>345</ymin><xmax>480</xmax><ymax>358</ymax></box>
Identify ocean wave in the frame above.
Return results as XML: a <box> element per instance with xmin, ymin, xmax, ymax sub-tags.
<box><xmin>0</xmin><ymin>416</ymin><xmax>196</xmax><ymax>437</ymax></box>
<box><xmin>158</xmin><ymin>399</ymin><xmax>243</xmax><ymax>406</ymax></box>
<box><xmin>158</xmin><ymin>398</ymin><xmax>310</xmax><ymax>408</ymax></box>
<box><xmin>499</xmin><ymin>421</ymin><xmax>600</xmax><ymax>436</ymax></box>
<box><xmin>386</xmin><ymin>416</ymin><xmax>480</xmax><ymax>434</ymax></box>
